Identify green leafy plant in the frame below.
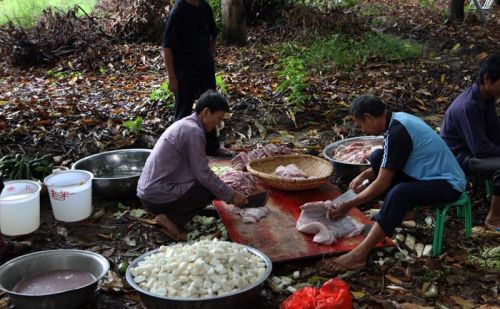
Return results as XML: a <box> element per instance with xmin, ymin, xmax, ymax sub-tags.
<box><xmin>46</xmin><ymin>69</ymin><xmax>67</xmax><ymax>79</ymax></box>
<box><xmin>215</xmin><ymin>73</ymin><xmax>227</xmax><ymax>94</ymax></box>
<box><xmin>149</xmin><ymin>82</ymin><xmax>174</xmax><ymax>108</ymax></box>
<box><xmin>0</xmin><ymin>0</ymin><xmax>97</xmax><ymax>26</ymax></box>
<box><xmin>123</xmin><ymin>116</ymin><xmax>143</xmax><ymax>135</ymax></box>
<box><xmin>282</xmin><ymin>32</ymin><xmax>423</xmax><ymax>71</ymax></box>
<box><xmin>208</xmin><ymin>0</ymin><xmax>223</xmax><ymax>29</ymax></box>
<box><xmin>276</xmin><ymin>56</ymin><xmax>309</xmax><ymax>126</ymax></box>
<box><xmin>99</xmin><ymin>67</ymin><xmax>108</xmax><ymax>76</ymax></box>
<box><xmin>419</xmin><ymin>0</ymin><xmax>436</xmax><ymax>9</ymax></box>
<box><xmin>0</xmin><ymin>154</ymin><xmax>53</xmax><ymax>181</ymax></box>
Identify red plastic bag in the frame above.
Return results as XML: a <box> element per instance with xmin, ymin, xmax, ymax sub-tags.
<box><xmin>316</xmin><ymin>279</ymin><xmax>352</xmax><ymax>309</ymax></box>
<box><xmin>280</xmin><ymin>287</ymin><xmax>318</xmax><ymax>309</ymax></box>
<box><xmin>280</xmin><ymin>279</ymin><xmax>352</xmax><ymax>309</ymax></box>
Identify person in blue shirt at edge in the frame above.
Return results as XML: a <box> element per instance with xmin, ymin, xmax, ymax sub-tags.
<box><xmin>321</xmin><ymin>94</ymin><xmax>466</xmax><ymax>274</ymax></box>
<box><xmin>440</xmin><ymin>53</ymin><xmax>500</xmax><ymax>231</ymax></box>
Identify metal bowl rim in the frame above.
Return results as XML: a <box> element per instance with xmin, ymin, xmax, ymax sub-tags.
<box><xmin>0</xmin><ymin>249</ymin><xmax>110</xmax><ymax>296</ymax></box>
<box><xmin>323</xmin><ymin>136</ymin><xmax>383</xmax><ymax>167</ymax></box>
<box><xmin>125</xmin><ymin>243</ymin><xmax>273</xmax><ymax>302</ymax></box>
<box><xmin>71</xmin><ymin>149</ymin><xmax>152</xmax><ymax>180</ymax></box>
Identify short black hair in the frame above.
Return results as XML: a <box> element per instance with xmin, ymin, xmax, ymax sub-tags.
<box><xmin>350</xmin><ymin>94</ymin><xmax>386</xmax><ymax>119</ymax></box>
<box><xmin>195</xmin><ymin>90</ymin><xmax>230</xmax><ymax>114</ymax></box>
<box><xmin>478</xmin><ymin>53</ymin><xmax>500</xmax><ymax>84</ymax></box>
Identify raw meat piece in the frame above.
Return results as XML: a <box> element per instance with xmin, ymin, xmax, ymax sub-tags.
<box><xmin>333</xmin><ymin>141</ymin><xmax>383</xmax><ymax>164</ymax></box>
<box><xmin>231</xmin><ymin>144</ymin><xmax>293</xmax><ymax>170</ymax></box>
<box><xmin>296</xmin><ymin>201</ymin><xmax>363</xmax><ymax>244</ymax></box>
<box><xmin>273</xmin><ymin>164</ymin><xmax>308</xmax><ymax>179</ymax></box>
<box><xmin>233</xmin><ymin>206</ymin><xmax>270</xmax><ymax>223</ymax></box>
<box><xmin>220</xmin><ymin>171</ymin><xmax>256</xmax><ymax>196</ymax></box>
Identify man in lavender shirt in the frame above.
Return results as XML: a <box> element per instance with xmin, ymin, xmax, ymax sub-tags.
<box><xmin>137</xmin><ymin>90</ymin><xmax>247</xmax><ymax>241</ymax></box>
<box><xmin>441</xmin><ymin>53</ymin><xmax>500</xmax><ymax>230</ymax></box>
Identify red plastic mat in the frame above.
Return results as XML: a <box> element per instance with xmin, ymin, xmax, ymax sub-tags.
<box><xmin>211</xmin><ymin>161</ymin><xmax>392</xmax><ymax>262</ymax></box>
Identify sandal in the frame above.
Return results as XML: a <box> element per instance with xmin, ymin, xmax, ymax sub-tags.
<box><xmin>318</xmin><ymin>259</ymin><xmax>365</xmax><ymax>276</ymax></box>
<box><xmin>485</xmin><ymin>222</ymin><xmax>500</xmax><ymax>232</ymax></box>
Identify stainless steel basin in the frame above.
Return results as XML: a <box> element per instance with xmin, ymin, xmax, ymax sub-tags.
<box><xmin>71</xmin><ymin>149</ymin><xmax>151</xmax><ymax>199</ymax></box>
<box><xmin>323</xmin><ymin>136</ymin><xmax>384</xmax><ymax>184</ymax></box>
<box><xmin>125</xmin><ymin>245</ymin><xmax>272</xmax><ymax>309</ymax></box>
<box><xmin>0</xmin><ymin>249</ymin><xmax>109</xmax><ymax>309</ymax></box>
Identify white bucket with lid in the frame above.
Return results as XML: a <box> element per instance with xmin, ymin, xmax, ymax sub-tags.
<box><xmin>44</xmin><ymin>170</ymin><xmax>93</xmax><ymax>222</ymax></box>
<box><xmin>0</xmin><ymin>180</ymin><xmax>41</xmax><ymax>236</ymax></box>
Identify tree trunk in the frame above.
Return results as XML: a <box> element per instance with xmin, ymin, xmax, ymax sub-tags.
<box><xmin>221</xmin><ymin>0</ymin><xmax>247</xmax><ymax>45</ymax></box>
<box><xmin>449</xmin><ymin>0</ymin><xmax>464</xmax><ymax>22</ymax></box>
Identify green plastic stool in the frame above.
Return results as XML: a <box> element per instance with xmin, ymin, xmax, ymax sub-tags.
<box><xmin>485</xmin><ymin>179</ymin><xmax>494</xmax><ymax>200</ymax></box>
<box><xmin>431</xmin><ymin>192</ymin><xmax>472</xmax><ymax>256</ymax></box>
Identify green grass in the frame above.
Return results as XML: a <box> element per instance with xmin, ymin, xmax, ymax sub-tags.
<box><xmin>281</xmin><ymin>32</ymin><xmax>423</xmax><ymax>71</ymax></box>
<box><xmin>0</xmin><ymin>0</ymin><xmax>97</xmax><ymax>26</ymax></box>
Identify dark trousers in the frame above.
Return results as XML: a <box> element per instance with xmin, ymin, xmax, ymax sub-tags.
<box><xmin>140</xmin><ymin>182</ymin><xmax>215</xmax><ymax>229</ymax></box>
<box><xmin>467</xmin><ymin>157</ymin><xmax>500</xmax><ymax>196</ymax></box>
<box><xmin>369</xmin><ymin>149</ymin><xmax>462</xmax><ymax>236</ymax></box>
<box><xmin>175</xmin><ymin>69</ymin><xmax>220</xmax><ymax>155</ymax></box>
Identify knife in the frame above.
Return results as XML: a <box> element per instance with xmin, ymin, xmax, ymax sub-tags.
<box><xmin>326</xmin><ymin>179</ymin><xmax>370</xmax><ymax>219</ymax></box>
<box><xmin>239</xmin><ymin>190</ymin><xmax>270</xmax><ymax>208</ymax></box>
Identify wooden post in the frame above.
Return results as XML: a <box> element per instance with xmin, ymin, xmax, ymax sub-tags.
<box><xmin>221</xmin><ymin>0</ymin><xmax>247</xmax><ymax>45</ymax></box>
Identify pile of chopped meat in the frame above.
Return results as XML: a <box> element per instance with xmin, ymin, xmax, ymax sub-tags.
<box><xmin>274</xmin><ymin>164</ymin><xmax>308</xmax><ymax>179</ymax></box>
<box><xmin>296</xmin><ymin>200</ymin><xmax>363</xmax><ymax>244</ymax></box>
<box><xmin>333</xmin><ymin>141</ymin><xmax>383</xmax><ymax>164</ymax></box>
<box><xmin>231</xmin><ymin>144</ymin><xmax>293</xmax><ymax>170</ymax></box>
<box><xmin>220</xmin><ymin>171</ymin><xmax>256</xmax><ymax>196</ymax></box>
<box><xmin>233</xmin><ymin>206</ymin><xmax>270</xmax><ymax>223</ymax></box>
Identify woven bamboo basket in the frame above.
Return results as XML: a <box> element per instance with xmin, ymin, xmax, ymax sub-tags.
<box><xmin>246</xmin><ymin>154</ymin><xmax>333</xmax><ymax>191</ymax></box>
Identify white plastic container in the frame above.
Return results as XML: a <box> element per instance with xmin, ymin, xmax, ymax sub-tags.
<box><xmin>44</xmin><ymin>170</ymin><xmax>93</xmax><ymax>222</ymax></box>
<box><xmin>0</xmin><ymin>180</ymin><xmax>41</xmax><ymax>236</ymax></box>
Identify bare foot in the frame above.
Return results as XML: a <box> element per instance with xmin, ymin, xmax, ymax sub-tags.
<box><xmin>155</xmin><ymin>214</ymin><xmax>187</xmax><ymax>242</ymax></box>
<box><xmin>485</xmin><ymin>214</ymin><xmax>500</xmax><ymax>231</ymax></box>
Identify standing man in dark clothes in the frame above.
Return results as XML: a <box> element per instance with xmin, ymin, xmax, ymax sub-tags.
<box><xmin>441</xmin><ymin>53</ymin><xmax>500</xmax><ymax>231</ymax></box>
<box><xmin>162</xmin><ymin>0</ymin><xmax>231</xmax><ymax>157</ymax></box>
<box><xmin>137</xmin><ymin>91</ymin><xmax>247</xmax><ymax>241</ymax></box>
<box><xmin>321</xmin><ymin>95</ymin><xmax>465</xmax><ymax>274</ymax></box>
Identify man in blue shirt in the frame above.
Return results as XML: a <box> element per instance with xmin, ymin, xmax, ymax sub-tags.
<box><xmin>322</xmin><ymin>95</ymin><xmax>465</xmax><ymax>274</ymax></box>
<box><xmin>441</xmin><ymin>53</ymin><xmax>500</xmax><ymax>231</ymax></box>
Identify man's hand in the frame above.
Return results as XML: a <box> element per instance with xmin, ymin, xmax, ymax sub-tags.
<box><xmin>349</xmin><ymin>175</ymin><xmax>365</xmax><ymax>191</ymax></box>
<box><xmin>327</xmin><ymin>201</ymin><xmax>351</xmax><ymax>220</ymax></box>
<box><xmin>231</xmin><ymin>191</ymin><xmax>248</xmax><ymax>207</ymax></box>
<box><xmin>168</xmin><ymin>76</ymin><xmax>178</xmax><ymax>94</ymax></box>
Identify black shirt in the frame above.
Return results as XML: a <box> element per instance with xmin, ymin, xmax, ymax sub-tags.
<box><xmin>381</xmin><ymin>111</ymin><xmax>413</xmax><ymax>171</ymax></box>
<box><xmin>162</xmin><ymin>0</ymin><xmax>218</xmax><ymax>72</ymax></box>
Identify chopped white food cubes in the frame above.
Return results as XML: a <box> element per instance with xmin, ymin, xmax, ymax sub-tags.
<box><xmin>131</xmin><ymin>239</ymin><xmax>267</xmax><ymax>298</ymax></box>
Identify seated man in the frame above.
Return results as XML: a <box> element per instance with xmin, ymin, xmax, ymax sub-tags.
<box><xmin>322</xmin><ymin>94</ymin><xmax>466</xmax><ymax>273</ymax></box>
<box><xmin>137</xmin><ymin>90</ymin><xmax>247</xmax><ymax>241</ymax></box>
<box><xmin>441</xmin><ymin>53</ymin><xmax>500</xmax><ymax>230</ymax></box>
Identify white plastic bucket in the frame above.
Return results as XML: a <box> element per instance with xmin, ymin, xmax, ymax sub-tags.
<box><xmin>0</xmin><ymin>180</ymin><xmax>41</xmax><ymax>236</ymax></box>
<box><xmin>44</xmin><ymin>170</ymin><xmax>93</xmax><ymax>222</ymax></box>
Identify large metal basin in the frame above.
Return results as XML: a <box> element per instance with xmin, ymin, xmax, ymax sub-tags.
<box><xmin>71</xmin><ymin>149</ymin><xmax>151</xmax><ymax>199</ymax></box>
<box><xmin>323</xmin><ymin>136</ymin><xmax>383</xmax><ymax>184</ymax></box>
<box><xmin>0</xmin><ymin>249</ymin><xmax>109</xmax><ymax>309</ymax></box>
<box><xmin>125</xmin><ymin>245</ymin><xmax>272</xmax><ymax>309</ymax></box>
